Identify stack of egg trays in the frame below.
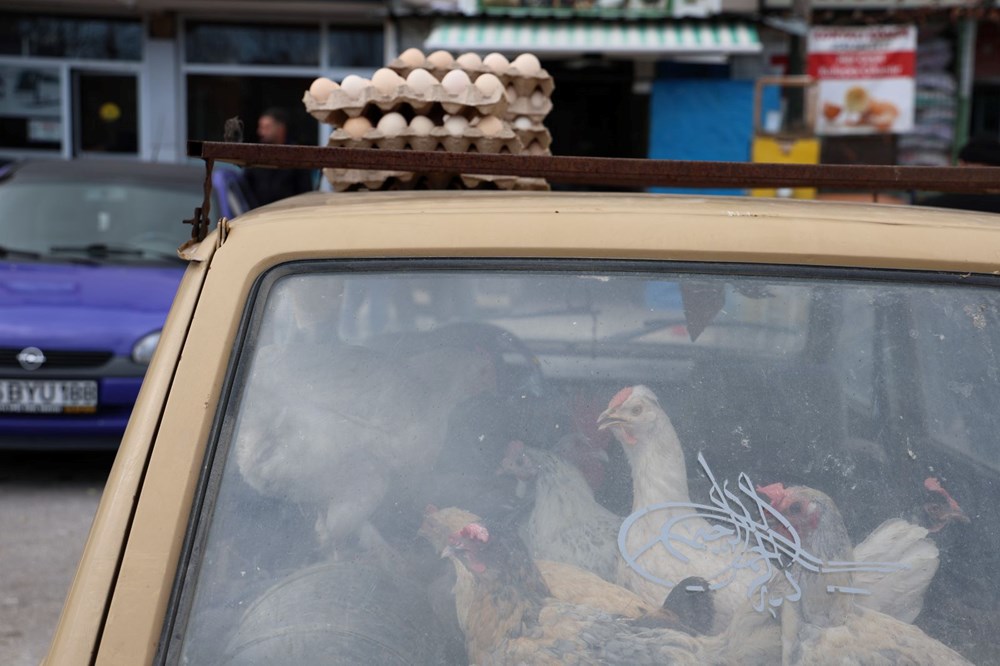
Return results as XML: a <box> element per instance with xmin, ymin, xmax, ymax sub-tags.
<box><xmin>387</xmin><ymin>55</ymin><xmax>554</xmax><ymax>156</ymax></box>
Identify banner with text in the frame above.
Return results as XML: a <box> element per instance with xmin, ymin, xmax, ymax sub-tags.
<box><xmin>808</xmin><ymin>25</ymin><xmax>916</xmax><ymax>135</ymax></box>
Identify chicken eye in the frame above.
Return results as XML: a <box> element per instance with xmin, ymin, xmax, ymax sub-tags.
<box><xmin>631</xmin><ymin>405</ymin><xmax>643</xmax><ymax>416</ymax></box>
<box><xmin>787</xmin><ymin>502</ymin><xmax>802</xmax><ymax>515</ymax></box>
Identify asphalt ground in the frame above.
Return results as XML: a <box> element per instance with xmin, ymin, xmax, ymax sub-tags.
<box><xmin>0</xmin><ymin>451</ymin><xmax>114</xmax><ymax>666</ymax></box>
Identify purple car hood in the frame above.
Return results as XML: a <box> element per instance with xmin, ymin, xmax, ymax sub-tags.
<box><xmin>0</xmin><ymin>261</ymin><xmax>185</xmax><ymax>355</ymax></box>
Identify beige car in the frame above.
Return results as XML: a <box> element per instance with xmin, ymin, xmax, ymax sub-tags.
<box><xmin>46</xmin><ymin>159</ymin><xmax>1000</xmax><ymax>664</ymax></box>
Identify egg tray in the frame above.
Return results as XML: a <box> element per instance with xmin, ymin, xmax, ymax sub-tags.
<box><xmin>303</xmin><ymin>84</ymin><xmax>508</xmax><ymax>126</ymax></box>
<box><xmin>326</xmin><ymin>125</ymin><xmax>524</xmax><ymax>155</ymax></box>
<box><xmin>323</xmin><ymin>168</ymin><xmax>550</xmax><ymax>193</ymax></box>
<box><xmin>504</xmin><ymin>96</ymin><xmax>553</xmax><ymax>124</ymax></box>
<box><xmin>388</xmin><ymin>59</ymin><xmax>555</xmax><ymax>99</ymax></box>
<box><xmin>513</xmin><ymin>125</ymin><xmax>552</xmax><ymax>153</ymax></box>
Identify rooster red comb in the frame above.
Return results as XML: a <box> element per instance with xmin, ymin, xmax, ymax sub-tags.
<box><xmin>608</xmin><ymin>386</ymin><xmax>634</xmax><ymax>410</ymax></box>
<box><xmin>461</xmin><ymin>523</ymin><xmax>490</xmax><ymax>543</ymax></box>
<box><xmin>757</xmin><ymin>482</ymin><xmax>788</xmax><ymax>507</ymax></box>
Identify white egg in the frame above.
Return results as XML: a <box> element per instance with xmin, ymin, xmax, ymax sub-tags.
<box><xmin>426</xmin><ymin>50</ymin><xmax>455</xmax><ymax>69</ymax></box>
<box><xmin>409</xmin><ymin>115</ymin><xmax>435</xmax><ymax>136</ymax></box>
<box><xmin>340</xmin><ymin>75</ymin><xmax>371</xmax><ymax>100</ymax></box>
<box><xmin>513</xmin><ymin>116</ymin><xmax>533</xmax><ymax>130</ymax></box>
<box><xmin>398</xmin><ymin>47</ymin><xmax>426</xmax><ymax>67</ymax></box>
<box><xmin>342</xmin><ymin>116</ymin><xmax>373</xmax><ymax>139</ymax></box>
<box><xmin>441</xmin><ymin>69</ymin><xmax>472</xmax><ymax>95</ymax></box>
<box><xmin>406</xmin><ymin>68</ymin><xmax>438</xmax><ymax>95</ymax></box>
<box><xmin>371</xmin><ymin>68</ymin><xmax>404</xmax><ymax>95</ymax></box>
<box><xmin>476</xmin><ymin>116</ymin><xmax>505</xmax><ymax>136</ymax></box>
<box><xmin>530</xmin><ymin>90</ymin><xmax>546</xmax><ymax>109</ymax></box>
<box><xmin>512</xmin><ymin>53</ymin><xmax>541</xmax><ymax>76</ymax></box>
<box><xmin>456</xmin><ymin>52</ymin><xmax>483</xmax><ymax>69</ymax></box>
<box><xmin>308</xmin><ymin>77</ymin><xmax>339</xmax><ymax>102</ymax></box>
<box><xmin>474</xmin><ymin>73</ymin><xmax>503</xmax><ymax>97</ymax></box>
<box><xmin>483</xmin><ymin>52</ymin><xmax>510</xmax><ymax>74</ymax></box>
<box><xmin>376</xmin><ymin>112</ymin><xmax>407</xmax><ymax>136</ymax></box>
<box><xmin>443</xmin><ymin>115</ymin><xmax>469</xmax><ymax>136</ymax></box>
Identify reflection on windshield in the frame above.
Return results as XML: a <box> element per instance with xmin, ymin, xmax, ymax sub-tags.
<box><xmin>0</xmin><ymin>182</ymin><xmax>193</xmax><ymax>261</ymax></box>
<box><xmin>174</xmin><ymin>269</ymin><xmax>1000</xmax><ymax>664</ymax></box>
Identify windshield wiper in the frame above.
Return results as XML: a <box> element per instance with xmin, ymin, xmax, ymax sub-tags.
<box><xmin>0</xmin><ymin>245</ymin><xmax>43</xmax><ymax>260</ymax></box>
<box><xmin>50</xmin><ymin>243</ymin><xmax>145</xmax><ymax>258</ymax></box>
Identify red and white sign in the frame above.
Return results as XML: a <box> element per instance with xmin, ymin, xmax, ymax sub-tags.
<box><xmin>808</xmin><ymin>25</ymin><xmax>916</xmax><ymax>135</ymax></box>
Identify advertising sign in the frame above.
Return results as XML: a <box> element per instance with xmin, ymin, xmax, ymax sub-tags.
<box><xmin>808</xmin><ymin>25</ymin><xmax>916</xmax><ymax>135</ymax></box>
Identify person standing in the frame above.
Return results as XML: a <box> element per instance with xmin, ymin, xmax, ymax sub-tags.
<box><xmin>241</xmin><ymin>107</ymin><xmax>315</xmax><ymax>209</ymax></box>
<box><xmin>917</xmin><ymin>136</ymin><xmax>1000</xmax><ymax>214</ymax></box>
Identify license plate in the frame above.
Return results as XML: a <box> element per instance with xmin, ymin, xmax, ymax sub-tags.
<box><xmin>0</xmin><ymin>379</ymin><xmax>98</xmax><ymax>414</ymax></box>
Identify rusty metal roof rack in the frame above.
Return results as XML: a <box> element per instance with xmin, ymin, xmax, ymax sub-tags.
<box><xmin>185</xmin><ymin>140</ymin><xmax>1000</xmax><ymax>242</ymax></box>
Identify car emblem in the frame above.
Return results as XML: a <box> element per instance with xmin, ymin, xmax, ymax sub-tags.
<box><xmin>16</xmin><ymin>347</ymin><xmax>46</xmax><ymax>371</ymax></box>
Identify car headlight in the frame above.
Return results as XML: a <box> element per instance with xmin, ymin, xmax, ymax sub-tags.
<box><xmin>132</xmin><ymin>331</ymin><xmax>161</xmax><ymax>365</ymax></box>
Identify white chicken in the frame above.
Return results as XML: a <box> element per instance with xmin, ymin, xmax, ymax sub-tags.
<box><xmin>759</xmin><ymin>484</ymin><xmax>972</xmax><ymax>665</ymax></box>
<box><xmin>234</xmin><ymin>340</ymin><xmax>495</xmax><ymax>555</ymax></box>
<box><xmin>498</xmin><ymin>438</ymin><xmax>622</xmax><ymax>582</ymax></box>
<box><xmin>597</xmin><ymin>384</ymin><xmax>939</xmax><ymax>630</ymax></box>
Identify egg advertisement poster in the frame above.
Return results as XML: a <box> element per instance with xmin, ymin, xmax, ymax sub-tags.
<box><xmin>807</xmin><ymin>25</ymin><xmax>916</xmax><ymax>135</ymax></box>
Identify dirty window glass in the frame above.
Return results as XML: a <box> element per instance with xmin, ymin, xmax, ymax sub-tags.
<box><xmin>172</xmin><ymin>266</ymin><xmax>1000</xmax><ymax>665</ymax></box>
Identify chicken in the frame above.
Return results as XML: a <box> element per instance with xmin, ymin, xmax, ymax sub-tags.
<box><xmin>598</xmin><ymin>384</ymin><xmax>940</xmax><ymax>629</ymax></box>
<box><xmin>758</xmin><ymin>484</ymin><xmax>973</xmax><ymax>665</ymax></box>
<box><xmin>442</xmin><ymin>520</ymin><xmax>705</xmax><ymax>665</ymax></box>
<box><xmin>922</xmin><ymin>476</ymin><xmax>970</xmax><ymax>533</ymax></box>
<box><xmin>233</xmin><ymin>340</ymin><xmax>495</xmax><ymax>555</ymax></box>
<box><xmin>442</xmin><ymin>517</ymin><xmax>784</xmax><ymax>665</ymax></box>
<box><xmin>762</xmin><ymin>481</ymin><xmax>940</xmax><ymax>624</ymax></box>
<box><xmin>419</xmin><ymin>505</ymin><xmax>652</xmax><ymax>624</ymax></box>
<box><xmin>498</xmin><ymin>439</ymin><xmax>622</xmax><ymax>582</ymax></box>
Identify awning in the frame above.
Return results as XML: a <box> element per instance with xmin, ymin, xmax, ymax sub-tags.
<box><xmin>424</xmin><ymin>19</ymin><xmax>762</xmax><ymax>57</ymax></box>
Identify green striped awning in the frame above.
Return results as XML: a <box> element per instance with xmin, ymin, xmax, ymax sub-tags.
<box><xmin>424</xmin><ymin>19</ymin><xmax>761</xmax><ymax>56</ymax></box>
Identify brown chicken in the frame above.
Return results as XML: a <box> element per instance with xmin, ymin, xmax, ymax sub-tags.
<box><xmin>419</xmin><ymin>505</ymin><xmax>652</xmax><ymax>622</ymax></box>
<box><xmin>442</xmin><ymin>520</ymin><xmax>709</xmax><ymax>665</ymax></box>
<box><xmin>599</xmin><ymin>384</ymin><xmax>940</xmax><ymax>629</ymax></box>
<box><xmin>759</xmin><ymin>484</ymin><xmax>973</xmax><ymax>666</ymax></box>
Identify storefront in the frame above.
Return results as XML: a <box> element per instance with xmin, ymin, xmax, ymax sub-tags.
<box><xmin>393</xmin><ymin>0</ymin><xmax>766</xmax><ymax>170</ymax></box>
<box><xmin>0</xmin><ymin>3</ymin><xmax>388</xmax><ymax>163</ymax></box>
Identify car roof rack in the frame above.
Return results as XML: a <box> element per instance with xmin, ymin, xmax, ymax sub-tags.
<box><xmin>185</xmin><ymin>140</ymin><xmax>1000</xmax><ymax>242</ymax></box>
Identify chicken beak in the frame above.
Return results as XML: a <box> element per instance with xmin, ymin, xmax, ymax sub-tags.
<box><xmin>441</xmin><ymin>545</ymin><xmax>456</xmax><ymax>560</ymax></box>
<box><xmin>596</xmin><ymin>407</ymin><xmax>623</xmax><ymax>431</ymax></box>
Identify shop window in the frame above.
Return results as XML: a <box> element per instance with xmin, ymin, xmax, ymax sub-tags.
<box><xmin>0</xmin><ymin>12</ymin><xmax>141</xmax><ymax>61</ymax></box>
<box><xmin>186</xmin><ymin>74</ymin><xmax>315</xmax><ymax>146</ymax></box>
<box><xmin>328</xmin><ymin>26</ymin><xmax>384</xmax><ymax>68</ymax></box>
<box><xmin>185</xmin><ymin>22</ymin><xmax>319</xmax><ymax>66</ymax></box>
<box><xmin>0</xmin><ymin>64</ymin><xmax>62</xmax><ymax>151</ymax></box>
<box><xmin>73</xmin><ymin>72</ymin><xmax>138</xmax><ymax>154</ymax></box>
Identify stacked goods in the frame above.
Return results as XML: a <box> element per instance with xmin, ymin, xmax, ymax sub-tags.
<box><xmin>388</xmin><ymin>49</ymin><xmax>555</xmax><ymax>157</ymax></box>
<box><xmin>303</xmin><ymin>49</ymin><xmax>553</xmax><ymax>192</ymax></box>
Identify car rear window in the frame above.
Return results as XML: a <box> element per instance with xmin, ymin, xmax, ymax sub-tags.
<box><xmin>166</xmin><ymin>262</ymin><xmax>1000</xmax><ymax>664</ymax></box>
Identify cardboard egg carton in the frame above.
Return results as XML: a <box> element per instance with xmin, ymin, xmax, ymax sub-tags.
<box><xmin>303</xmin><ymin>83</ymin><xmax>508</xmax><ymax>127</ymax></box>
<box><xmin>504</xmin><ymin>94</ymin><xmax>553</xmax><ymax>124</ymax></box>
<box><xmin>326</xmin><ymin>124</ymin><xmax>523</xmax><ymax>154</ymax></box>
<box><xmin>512</xmin><ymin>125</ymin><xmax>552</xmax><ymax>153</ymax></box>
<box><xmin>388</xmin><ymin>60</ymin><xmax>555</xmax><ymax>99</ymax></box>
<box><xmin>323</xmin><ymin>168</ymin><xmax>550</xmax><ymax>193</ymax></box>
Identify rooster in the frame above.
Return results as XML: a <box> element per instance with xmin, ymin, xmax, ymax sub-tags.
<box><xmin>758</xmin><ymin>484</ymin><xmax>973</xmax><ymax>665</ymax></box>
<box><xmin>598</xmin><ymin>384</ymin><xmax>940</xmax><ymax>629</ymax></box>
<box><xmin>442</xmin><ymin>517</ymin><xmax>783</xmax><ymax>665</ymax></box>
<box><xmin>234</xmin><ymin>341</ymin><xmax>495</xmax><ymax>557</ymax></box>
<box><xmin>498</xmin><ymin>439</ymin><xmax>622</xmax><ymax>582</ymax></box>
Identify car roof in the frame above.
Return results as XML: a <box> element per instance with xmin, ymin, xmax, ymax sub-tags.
<box><xmin>218</xmin><ymin>190</ymin><xmax>1000</xmax><ymax>275</ymax></box>
<box><xmin>3</xmin><ymin>158</ymin><xmax>205</xmax><ymax>188</ymax></box>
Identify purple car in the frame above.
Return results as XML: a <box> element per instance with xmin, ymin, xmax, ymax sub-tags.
<box><xmin>0</xmin><ymin>159</ymin><xmax>236</xmax><ymax>449</ymax></box>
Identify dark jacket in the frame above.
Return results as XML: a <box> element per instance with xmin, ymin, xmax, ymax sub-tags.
<box><xmin>242</xmin><ymin>166</ymin><xmax>315</xmax><ymax>209</ymax></box>
<box><xmin>918</xmin><ymin>193</ymin><xmax>1000</xmax><ymax>215</ymax></box>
